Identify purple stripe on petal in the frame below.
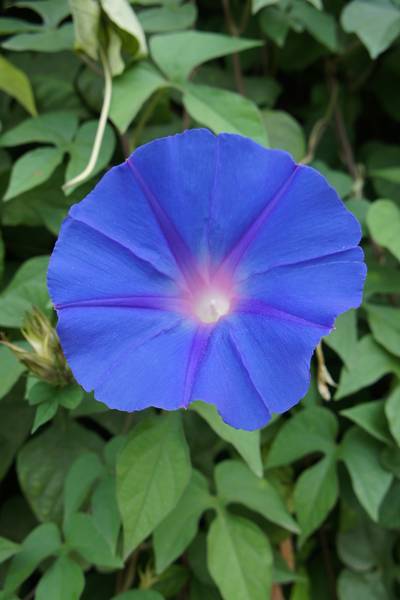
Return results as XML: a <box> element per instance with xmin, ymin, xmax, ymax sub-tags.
<box><xmin>127</xmin><ymin>158</ymin><xmax>204</xmax><ymax>292</ymax></box>
<box><xmin>182</xmin><ymin>325</ymin><xmax>212</xmax><ymax>408</ymax></box>
<box><xmin>237</xmin><ymin>247</ymin><xmax>365</xmax><ymax>283</ymax></box>
<box><xmin>55</xmin><ymin>295</ymin><xmax>187</xmax><ymax>313</ymax></box>
<box><xmin>220</xmin><ymin>164</ymin><xmax>300</xmax><ymax>274</ymax></box>
<box><xmin>227</xmin><ymin>329</ymin><xmax>271</xmax><ymax>415</ymax></box>
<box><xmin>237</xmin><ymin>298</ymin><xmax>331</xmax><ymax>331</ymax></box>
<box><xmin>69</xmin><ymin>215</ymin><xmax>173</xmax><ymax>283</ymax></box>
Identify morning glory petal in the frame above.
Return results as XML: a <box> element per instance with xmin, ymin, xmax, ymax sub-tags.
<box><xmin>193</xmin><ymin>320</ymin><xmax>271</xmax><ymax>431</ymax></box>
<box><xmin>225</xmin><ymin>313</ymin><xmax>328</xmax><ymax>417</ymax></box>
<box><xmin>131</xmin><ymin>128</ymin><xmax>217</xmax><ymax>264</ymax></box>
<box><xmin>48</xmin><ymin>130</ymin><xmax>366</xmax><ymax>429</ymax></box>
<box><xmin>207</xmin><ymin>134</ymin><xmax>295</xmax><ymax>265</ymax></box>
<box><xmin>48</xmin><ymin>217</ymin><xmax>179</xmax><ymax>307</ymax></box>
<box><xmin>68</xmin><ymin>161</ymin><xmax>181</xmax><ymax>281</ymax></box>
<box><xmin>228</xmin><ymin>164</ymin><xmax>362</xmax><ymax>279</ymax></box>
<box><xmin>240</xmin><ymin>254</ymin><xmax>366</xmax><ymax>329</ymax></box>
<box><xmin>56</xmin><ymin>305</ymin><xmax>194</xmax><ymax>411</ymax></box>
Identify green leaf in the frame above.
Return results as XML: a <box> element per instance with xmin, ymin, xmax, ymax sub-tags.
<box><xmin>252</xmin><ymin>0</ymin><xmax>280</xmax><ymax>14</ymax></box>
<box><xmin>4</xmin><ymin>146</ymin><xmax>64</xmax><ymax>201</ymax></box>
<box><xmin>0</xmin><ymin>345</ymin><xmax>25</xmax><ymax>401</ymax></box>
<box><xmin>0</xmin><ymin>390</ymin><xmax>33</xmax><ymax>481</ymax></box>
<box><xmin>0</xmin><ymin>55</ymin><xmax>37</xmax><ymax>115</ymax></box>
<box><xmin>35</xmin><ymin>555</ymin><xmax>84</xmax><ymax>600</ymax></box>
<box><xmin>65</xmin><ymin>512</ymin><xmax>122</xmax><ymax>568</ymax></box>
<box><xmin>27</xmin><ymin>381</ymin><xmax>83</xmax><ymax>410</ymax></box>
<box><xmin>336</xmin><ymin>335</ymin><xmax>400</xmax><ymax>399</ymax></box>
<box><xmin>325</xmin><ymin>310</ymin><xmax>358</xmax><ymax>367</ymax></box>
<box><xmin>0</xmin><ymin>230</ymin><xmax>4</xmax><ymax>283</ymax></box>
<box><xmin>0</xmin><ymin>111</ymin><xmax>79</xmax><ymax>148</ymax></box>
<box><xmin>294</xmin><ymin>455</ymin><xmax>338</xmax><ymax>542</ymax></box>
<box><xmin>65</xmin><ymin>121</ymin><xmax>116</xmax><ymax>192</ymax></box>
<box><xmin>31</xmin><ymin>400</ymin><xmax>59</xmax><ymax>434</ymax></box>
<box><xmin>215</xmin><ymin>460</ymin><xmax>299</xmax><ymax>533</ymax></box>
<box><xmin>116</xmin><ymin>413</ymin><xmax>191</xmax><ymax>557</ymax></box>
<box><xmin>183</xmin><ymin>83</ymin><xmax>268</xmax><ymax>146</ymax></box>
<box><xmin>69</xmin><ymin>0</ymin><xmax>101</xmax><ymax>60</ymax></box>
<box><xmin>0</xmin><ymin>537</ymin><xmax>20</xmax><ymax>564</ymax></box>
<box><xmin>367</xmin><ymin>199</ymin><xmax>400</xmax><ymax>261</ymax></box>
<box><xmin>0</xmin><ymin>17</ymin><xmax>41</xmax><ymax>34</ymax></box>
<box><xmin>365</xmin><ymin>303</ymin><xmax>400</xmax><ymax>357</ymax></box>
<box><xmin>312</xmin><ymin>161</ymin><xmax>354</xmax><ymax>200</ymax></box>
<box><xmin>91</xmin><ymin>475</ymin><xmax>121</xmax><ymax>551</ymax></box>
<box><xmin>100</xmin><ymin>0</ymin><xmax>147</xmax><ymax>58</ymax></box>
<box><xmin>207</xmin><ymin>511</ymin><xmax>273</xmax><ymax>600</ymax></box>
<box><xmin>14</xmin><ymin>0</ymin><xmax>71</xmax><ymax>27</ymax></box>
<box><xmin>112</xmin><ymin>591</ymin><xmax>165</xmax><ymax>600</ymax></box>
<box><xmin>341</xmin><ymin>400</ymin><xmax>392</xmax><ymax>444</ymax></box>
<box><xmin>262</xmin><ymin>109</ymin><xmax>305</xmax><ymax>161</ymax></box>
<box><xmin>138</xmin><ymin>3</ymin><xmax>197</xmax><ymax>33</ymax></box>
<box><xmin>364</xmin><ymin>265</ymin><xmax>400</xmax><ymax>296</ymax></box>
<box><xmin>3</xmin><ymin>523</ymin><xmax>61</xmax><ymax>593</ymax></box>
<box><xmin>338</xmin><ymin>569</ymin><xmax>387</xmax><ymax>600</ymax></box>
<box><xmin>191</xmin><ymin>401</ymin><xmax>262</xmax><ymax>477</ymax></box>
<box><xmin>290</xmin><ymin>0</ymin><xmax>338</xmax><ymax>51</ymax></box>
<box><xmin>341</xmin><ymin>0</ymin><xmax>400</xmax><ymax>58</ymax></box>
<box><xmin>385</xmin><ymin>386</ymin><xmax>400</xmax><ymax>446</ymax></box>
<box><xmin>63</xmin><ymin>452</ymin><xmax>104</xmax><ymax>527</ymax></box>
<box><xmin>0</xmin><ymin>256</ymin><xmax>50</xmax><ymax>327</ymax></box>
<box><xmin>259</xmin><ymin>7</ymin><xmax>292</xmax><ymax>47</ymax></box>
<box><xmin>3</xmin><ymin>24</ymin><xmax>74</xmax><ymax>53</ymax></box>
<box><xmin>154</xmin><ymin>470</ymin><xmax>212</xmax><ymax>573</ymax></box>
<box><xmin>17</xmin><ymin>419</ymin><xmax>102</xmax><ymax>522</ymax></box>
<box><xmin>267</xmin><ymin>406</ymin><xmax>338</xmax><ymax>467</ymax></box>
<box><xmin>340</xmin><ymin>427</ymin><xmax>392</xmax><ymax>520</ymax></box>
<box><xmin>150</xmin><ymin>31</ymin><xmax>261</xmax><ymax>82</ymax></box>
<box><xmin>110</xmin><ymin>62</ymin><xmax>167</xmax><ymax>133</ymax></box>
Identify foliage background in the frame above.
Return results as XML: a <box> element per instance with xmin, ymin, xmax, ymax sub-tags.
<box><xmin>1</xmin><ymin>0</ymin><xmax>400</xmax><ymax>598</ymax></box>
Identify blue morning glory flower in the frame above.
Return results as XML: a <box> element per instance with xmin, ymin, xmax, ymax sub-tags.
<box><xmin>48</xmin><ymin>129</ymin><xmax>366</xmax><ymax>430</ymax></box>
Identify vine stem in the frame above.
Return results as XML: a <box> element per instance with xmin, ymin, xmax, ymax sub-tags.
<box><xmin>63</xmin><ymin>47</ymin><xmax>113</xmax><ymax>192</ymax></box>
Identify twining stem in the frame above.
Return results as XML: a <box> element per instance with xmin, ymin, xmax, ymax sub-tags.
<box><xmin>131</xmin><ymin>89</ymin><xmax>165</xmax><ymax>149</ymax></box>
<box><xmin>301</xmin><ymin>81</ymin><xmax>338</xmax><ymax>165</ymax></box>
<box><xmin>221</xmin><ymin>0</ymin><xmax>246</xmax><ymax>95</ymax></box>
<box><xmin>63</xmin><ymin>47</ymin><xmax>113</xmax><ymax>192</ymax></box>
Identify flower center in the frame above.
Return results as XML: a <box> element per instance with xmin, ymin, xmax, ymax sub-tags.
<box><xmin>194</xmin><ymin>289</ymin><xmax>231</xmax><ymax>324</ymax></box>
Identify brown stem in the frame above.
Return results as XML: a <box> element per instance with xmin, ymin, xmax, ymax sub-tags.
<box><xmin>326</xmin><ymin>64</ymin><xmax>364</xmax><ymax>197</ymax></box>
<box><xmin>319</xmin><ymin>528</ymin><xmax>337</xmax><ymax>600</ymax></box>
<box><xmin>116</xmin><ymin>549</ymin><xmax>140</xmax><ymax>593</ymax></box>
<box><xmin>301</xmin><ymin>82</ymin><xmax>338</xmax><ymax>165</ymax></box>
<box><xmin>221</xmin><ymin>0</ymin><xmax>246</xmax><ymax>95</ymax></box>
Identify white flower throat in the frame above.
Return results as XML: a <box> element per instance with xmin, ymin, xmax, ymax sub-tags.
<box><xmin>194</xmin><ymin>289</ymin><xmax>231</xmax><ymax>324</ymax></box>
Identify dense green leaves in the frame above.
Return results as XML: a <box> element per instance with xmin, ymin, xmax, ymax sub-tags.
<box><xmin>35</xmin><ymin>555</ymin><xmax>85</xmax><ymax>600</ymax></box>
<box><xmin>154</xmin><ymin>470</ymin><xmax>212</xmax><ymax>573</ymax></box>
<box><xmin>208</xmin><ymin>511</ymin><xmax>273</xmax><ymax>600</ymax></box>
<box><xmin>215</xmin><ymin>460</ymin><xmax>299</xmax><ymax>533</ymax></box>
<box><xmin>150</xmin><ymin>32</ymin><xmax>261</xmax><ymax>82</ymax></box>
<box><xmin>191</xmin><ymin>401</ymin><xmax>263</xmax><ymax>477</ymax></box>
<box><xmin>267</xmin><ymin>406</ymin><xmax>338</xmax><ymax>467</ymax></box>
<box><xmin>340</xmin><ymin>427</ymin><xmax>393</xmax><ymax>520</ymax></box>
<box><xmin>0</xmin><ymin>55</ymin><xmax>37</xmax><ymax>115</ymax></box>
<box><xmin>182</xmin><ymin>83</ymin><xmax>268</xmax><ymax>145</ymax></box>
<box><xmin>294</xmin><ymin>455</ymin><xmax>338</xmax><ymax>542</ymax></box>
<box><xmin>367</xmin><ymin>199</ymin><xmax>400</xmax><ymax>261</ymax></box>
<box><xmin>110</xmin><ymin>62</ymin><xmax>167</xmax><ymax>133</ymax></box>
<box><xmin>117</xmin><ymin>413</ymin><xmax>191</xmax><ymax>556</ymax></box>
<box><xmin>341</xmin><ymin>0</ymin><xmax>400</xmax><ymax>58</ymax></box>
<box><xmin>17</xmin><ymin>419</ymin><xmax>102</xmax><ymax>522</ymax></box>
